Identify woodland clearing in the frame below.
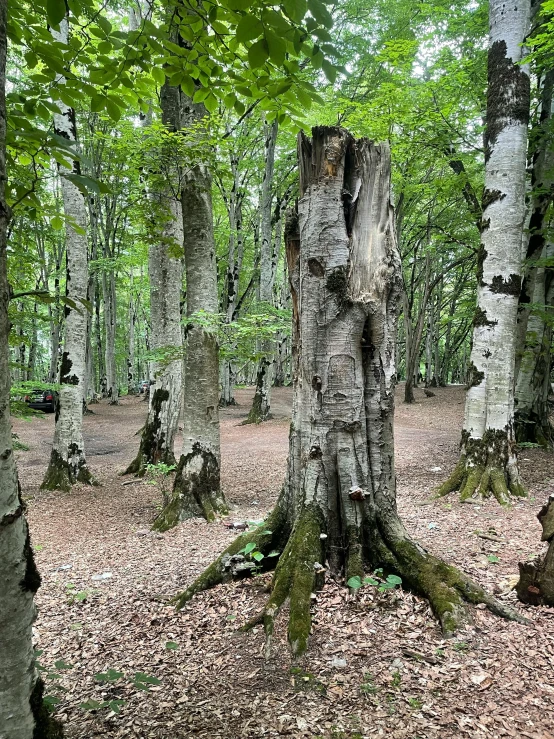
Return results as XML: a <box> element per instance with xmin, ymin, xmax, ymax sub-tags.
<box><xmin>13</xmin><ymin>385</ymin><xmax>554</xmax><ymax>739</ymax></box>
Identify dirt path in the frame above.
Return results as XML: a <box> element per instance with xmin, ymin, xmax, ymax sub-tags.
<box><xmin>13</xmin><ymin>385</ymin><xmax>554</xmax><ymax>739</ymax></box>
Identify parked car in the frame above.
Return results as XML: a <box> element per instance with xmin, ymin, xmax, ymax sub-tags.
<box><xmin>24</xmin><ymin>388</ymin><xmax>58</xmax><ymax>413</ymax></box>
<box><xmin>139</xmin><ymin>380</ymin><xmax>150</xmax><ymax>394</ymax></box>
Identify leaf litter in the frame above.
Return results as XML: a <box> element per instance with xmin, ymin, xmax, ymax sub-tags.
<box><xmin>12</xmin><ymin>384</ymin><xmax>554</xmax><ymax>738</ymax></box>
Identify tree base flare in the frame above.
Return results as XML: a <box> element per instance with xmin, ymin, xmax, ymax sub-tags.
<box><xmin>173</xmin><ymin>502</ymin><xmax>526</xmax><ymax>658</ymax></box>
<box><xmin>41</xmin><ymin>448</ymin><xmax>97</xmax><ymax>492</ymax></box>
<box><xmin>152</xmin><ymin>442</ymin><xmax>228</xmax><ymax>531</ymax></box>
<box><xmin>30</xmin><ymin>678</ymin><xmax>64</xmax><ymax>738</ymax></box>
<box><xmin>516</xmin><ymin>494</ymin><xmax>554</xmax><ymax>606</ymax></box>
<box><xmin>436</xmin><ymin>431</ymin><xmax>526</xmax><ymax>505</ymax></box>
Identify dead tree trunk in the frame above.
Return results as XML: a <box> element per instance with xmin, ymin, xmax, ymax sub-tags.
<box><xmin>173</xmin><ymin>127</ymin><xmax>524</xmax><ymax>658</ymax></box>
<box><xmin>517</xmin><ymin>495</ymin><xmax>554</xmax><ymax>605</ymax></box>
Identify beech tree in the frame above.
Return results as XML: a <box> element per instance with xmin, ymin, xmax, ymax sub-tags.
<box><xmin>41</xmin><ymin>17</ymin><xmax>95</xmax><ymax>492</ymax></box>
<box><xmin>438</xmin><ymin>0</ymin><xmax>531</xmax><ymax>504</ymax></box>
<box><xmin>173</xmin><ymin>126</ymin><xmax>522</xmax><ymax>656</ymax></box>
<box><xmin>153</xmin><ymin>94</ymin><xmax>228</xmax><ymax>529</ymax></box>
<box><xmin>125</xmin><ymin>83</ymin><xmax>184</xmax><ymax>475</ymax></box>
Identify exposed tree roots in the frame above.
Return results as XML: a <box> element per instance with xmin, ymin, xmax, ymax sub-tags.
<box><xmin>436</xmin><ymin>432</ymin><xmax>526</xmax><ymax>505</ymax></box>
<box><xmin>173</xmin><ymin>503</ymin><xmax>526</xmax><ymax>659</ymax></box>
<box><xmin>41</xmin><ymin>447</ymin><xmax>97</xmax><ymax>492</ymax></box>
<box><xmin>152</xmin><ymin>442</ymin><xmax>228</xmax><ymax>531</ymax></box>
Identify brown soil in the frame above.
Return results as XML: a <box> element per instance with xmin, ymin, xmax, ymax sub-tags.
<box><xmin>13</xmin><ymin>384</ymin><xmax>554</xmax><ymax>739</ymax></box>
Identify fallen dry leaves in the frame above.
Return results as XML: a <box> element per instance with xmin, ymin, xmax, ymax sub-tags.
<box><xmin>11</xmin><ymin>385</ymin><xmax>554</xmax><ymax>739</ymax></box>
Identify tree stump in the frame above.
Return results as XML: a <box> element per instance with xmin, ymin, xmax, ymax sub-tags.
<box><xmin>516</xmin><ymin>494</ymin><xmax>554</xmax><ymax>605</ymax></box>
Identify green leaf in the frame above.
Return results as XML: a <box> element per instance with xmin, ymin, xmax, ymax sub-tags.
<box><xmin>322</xmin><ymin>59</ymin><xmax>336</xmax><ymax>83</ymax></box>
<box><xmin>266</xmin><ymin>30</ymin><xmax>286</xmax><ymax>66</ymax></box>
<box><xmin>386</xmin><ymin>574</ymin><xmax>402</xmax><ymax>586</ymax></box>
<box><xmin>252</xmin><ymin>551</ymin><xmax>264</xmax><ymax>562</ymax></box>
<box><xmin>94</xmin><ymin>668</ymin><xmax>124</xmax><ymax>682</ymax></box>
<box><xmin>165</xmin><ymin>641</ymin><xmax>179</xmax><ymax>650</ymax></box>
<box><xmin>283</xmin><ymin>0</ymin><xmax>307</xmax><ymax>22</ymax></box>
<box><xmin>152</xmin><ymin>67</ymin><xmax>165</xmax><ymax>85</ymax></box>
<box><xmin>243</xmin><ymin>542</ymin><xmax>256</xmax><ymax>555</ymax></box>
<box><xmin>267</xmin><ymin>550</ymin><xmax>280</xmax><ymax>557</ymax></box>
<box><xmin>81</xmin><ymin>699</ymin><xmax>103</xmax><ymax>711</ymax></box>
<box><xmin>105</xmin><ymin>97</ymin><xmax>121</xmax><ymax>122</ymax></box>
<box><xmin>487</xmin><ymin>554</ymin><xmax>499</xmax><ymax>564</ymax></box>
<box><xmin>51</xmin><ymin>215</ymin><xmax>64</xmax><ymax>230</ymax></box>
<box><xmin>362</xmin><ymin>577</ymin><xmax>379</xmax><ymax>586</ymax></box>
<box><xmin>347</xmin><ymin>576</ymin><xmax>362</xmax><ymax>589</ymax></box>
<box><xmin>236</xmin><ymin>15</ymin><xmax>263</xmax><ymax>44</ymax></box>
<box><xmin>46</xmin><ymin>0</ymin><xmax>66</xmax><ymax>26</ymax></box>
<box><xmin>248</xmin><ymin>38</ymin><xmax>269</xmax><ymax>69</ymax></box>
<box><xmin>54</xmin><ymin>659</ymin><xmax>73</xmax><ymax>670</ymax></box>
<box><xmin>133</xmin><ymin>672</ymin><xmax>161</xmax><ymax>685</ymax></box>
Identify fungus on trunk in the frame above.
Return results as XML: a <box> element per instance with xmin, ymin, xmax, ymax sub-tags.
<box><xmin>171</xmin><ymin>127</ymin><xmax>525</xmax><ymax>657</ymax></box>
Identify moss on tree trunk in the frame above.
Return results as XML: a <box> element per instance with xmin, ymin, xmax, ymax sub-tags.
<box><xmin>171</xmin><ymin>128</ymin><xmax>526</xmax><ymax>659</ymax></box>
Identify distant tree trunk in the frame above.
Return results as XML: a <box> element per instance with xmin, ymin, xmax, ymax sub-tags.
<box><xmin>0</xmin><ymin>1</ymin><xmax>61</xmax><ymax>733</ymax></box>
<box><xmin>42</xmin><ymin>18</ymin><xmax>95</xmax><ymax>491</ymax></box>
<box><xmin>219</xmin><ymin>156</ymin><xmax>244</xmax><ymax>407</ymax></box>
<box><xmin>127</xmin><ymin>284</ymin><xmax>136</xmax><ymax>395</ymax></box>
<box><xmin>404</xmin><ymin>254</ymin><xmax>430</xmax><ymax>403</ymax></box>
<box><xmin>438</xmin><ymin>0</ymin><xmax>530</xmax><ymax>504</ymax></box>
<box><xmin>102</xmin><ymin>267</ymin><xmax>118</xmax><ymax>404</ymax></box>
<box><xmin>514</xmin><ymin>70</ymin><xmax>554</xmax><ymax>445</ymax></box>
<box><xmin>125</xmin><ymin>81</ymin><xmax>183</xmax><ymax>475</ymax></box>
<box><xmin>153</xmin><ymin>95</ymin><xmax>227</xmax><ymax>529</ymax></box>
<box><xmin>175</xmin><ymin>127</ymin><xmax>523</xmax><ymax>657</ymax></box>
<box><xmin>246</xmin><ymin>120</ymin><xmax>278</xmax><ymax>423</ymax></box>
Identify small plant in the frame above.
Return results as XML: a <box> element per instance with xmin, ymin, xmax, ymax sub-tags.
<box><xmin>145</xmin><ymin>462</ymin><xmax>176</xmax><ymax>505</ymax></box>
<box><xmin>487</xmin><ymin>554</ymin><xmax>500</xmax><ymax>564</ymax></box>
<box><xmin>435</xmin><ymin>648</ymin><xmax>445</xmax><ymax>657</ymax></box>
<box><xmin>391</xmin><ymin>670</ymin><xmax>402</xmax><ymax>688</ymax></box>
<box><xmin>347</xmin><ymin>569</ymin><xmax>402</xmax><ymax>592</ymax></box>
<box><xmin>453</xmin><ymin>641</ymin><xmax>469</xmax><ymax>652</ymax></box>
<box><xmin>360</xmin><ymin>672</ymin><xmax>379</xmax><ymax>695</ymax></box>
<box><xmin>65</xmin><ymin>582</ymin><xmax>90</xmax><ymax>604</ymax></box>
<box><xmin>408</xmin><ymin>697</ymin><xmax>423</xmax><ymax>710</ymax></box>
<box><xmin>236</xmin><ymin>525</ymin><xmax>280</xmax><ymax>572</ymax></box>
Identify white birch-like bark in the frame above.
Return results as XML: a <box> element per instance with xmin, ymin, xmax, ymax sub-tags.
<box><xmin>246</xmin><ymin>120</ymin><xmax>278</xmax><ymax>423</ymax></box>
<box><xmin>41</xmin><ymin>19</ymin><xmax>94</xmax><ymax>490</ymax></box>
<box><xmin>127</xmin><ymin>281</ymin><xmax>136</xmax><ymax>394</ymax></box>
<box><xmin>440</xmin><ymin>0</ymin><xmax>530</xmax><ymax>503</ymax></box>
<box><xmin>102</xmin><ymin>267</ymin><xmax>118</xmax><ymax>404</ymax></box>
<box><xmin>0</xmin><ymin>0</ymin><xmax>55</xmax><ymax>731</ymax></box>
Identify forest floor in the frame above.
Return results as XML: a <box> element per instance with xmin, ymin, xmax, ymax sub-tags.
<box><xmin>13</xmin><ymin>384</ymin><xmax>554</xmax><ymax>739</ymax></box>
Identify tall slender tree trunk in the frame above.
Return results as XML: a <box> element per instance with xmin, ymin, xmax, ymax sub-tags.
<box><xmin>219</xmin><ymin>156</ymin><xmax>244</xmax><ymax>407</ymax></box>
<box><xmin>125</xmin><ymin>82</ymin><xmax>183</xmax><ymax>475</ymax></box>
<box><xmin>153</xmin><ymin>95</ymin><xmax>227</xmax><ymax>529</ymax></box>
<box><xmin>438</xmin><ymin>0</ymin><xmax>530</xmax><ymax>504</ymax></box>
<box><xmin>0</xmin><ymin>1</ymin><xmax>61</xmax><ymax>733</ymax></box>
<box><xmin>127</xmin><ymin>282</ymin><xmax>136</xmax><ymax>395</ymax></box>
<box><xmin>514</xmin><ymin>70</ymin><xmax>554</xmax><ymax>445</ymax></box>
<box><xmin>175</xmin><ymin>127</ymin><xmax>523</xmax><ymax>657</ymax></box>
<box><xmin>102</xmin><ymin>267</ymin><xmax>118</xmax><ymax>404</ymax></box>
<box><xmin>246</xmin><ymin>120</ymin><xmax>278</xmax><ymax>423</ymax></box>
<box><xmin>42</xmin><ymin>18</ymin><xmax>95</xmax><ymax>491</ymax></box>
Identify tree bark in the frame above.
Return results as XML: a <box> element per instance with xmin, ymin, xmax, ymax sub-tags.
<box><xmin>42</xmin><ymin>19</ymin><xmax>95</xmax><ymax>491</ymax></box>
<box><xmin>245</xmin><ymin>120</ymin><xmax>278</xmax><ymax>423</ymax></box>
<box><xmin>102</xmin><ymin>266</ymin><xmax>118</xmax><ymax>404</ymax></box>
<box><xmin>0</xmin><ymin>1</ymin><xmax>62</xmax><ymax>733</ymax></box>
<box><xmin>173</xmin><ymin>127</ymin><xmax>523</xmax><ymax>657</ymax></box>
<box><xmin>438</xmin><ymin>0</ymin><xmax>530</xmax><ymax>504</ymax></box>
<box><xmin>125</xmin><ymin>81</ymin><xmax>183</xmax><ymax>475</ymax></box>
<box><xmin>517</xmin><ymin>494</ymin><xmax>554</xmax><ymax>605</ymax></box>
<box><xmin>514</xmin><ymin>70</ymin><xmax>554</xmax><ymax>445</ymax></box>
<box><xmin>153</xmin><ymin>95</ymin><xmax>227</xmax><ymax>529</ymax></box>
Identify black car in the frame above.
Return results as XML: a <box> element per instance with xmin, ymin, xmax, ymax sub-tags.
<box><xmin>25</xmin><ymin>388</ymin><xmax>58</xmax><ymax>413</ymax></box>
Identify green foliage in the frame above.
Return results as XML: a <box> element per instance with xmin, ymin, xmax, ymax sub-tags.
<box><xmin>347</xmin><ymin>570</ymin><xmax>403</xmax><ymax>592</ymax></box>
